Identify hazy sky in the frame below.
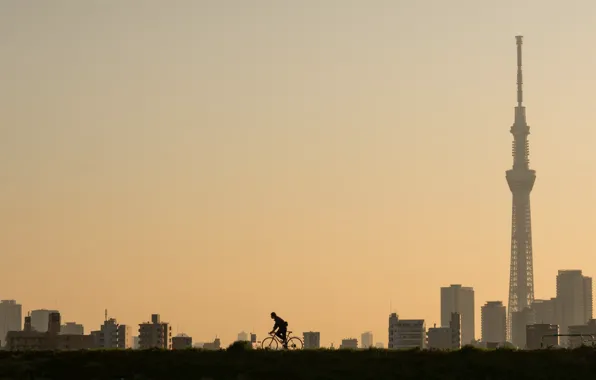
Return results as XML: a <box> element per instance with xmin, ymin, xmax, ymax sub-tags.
<box><xmin>2</xmin><ymin>0</ymin><xmax>596</xmax><ymax>346</ymax></box>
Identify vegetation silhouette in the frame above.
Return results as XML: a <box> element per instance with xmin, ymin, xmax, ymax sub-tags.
<box><xmin>1</xmin><ymin>347</ymin><xmax>596</xmax><ymax>379</ymax></box>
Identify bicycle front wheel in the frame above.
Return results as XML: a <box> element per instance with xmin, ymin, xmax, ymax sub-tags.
<box><xmin>261</xmin><ymin>337</ymin><xmax>279</xmax><ymax>350</ymax></box>
<box><xmin>286</xmin><ymin>337</ymin><xmax>303</xmax><ymax>350</ymax></box>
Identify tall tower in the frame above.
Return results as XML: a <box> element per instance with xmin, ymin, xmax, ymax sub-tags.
<box><xmin>506</xmin><ymin>35</ymin><xmax>536</xmax><ymax>340</ymax></box>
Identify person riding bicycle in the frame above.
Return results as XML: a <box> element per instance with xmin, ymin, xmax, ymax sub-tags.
<box><xmin>269</xmin><ymin>312</ymin><xmax>288</xmax><ymax>348</ymax></box>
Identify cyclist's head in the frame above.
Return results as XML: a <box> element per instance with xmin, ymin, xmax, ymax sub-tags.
<box><xmin>270</xmin><ymin>312</ymin><xmax>276</xmax><ymax>318</ymax></box>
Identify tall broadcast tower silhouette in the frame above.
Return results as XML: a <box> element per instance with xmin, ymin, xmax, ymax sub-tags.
<box><xmin>506</xmin><ymin>35</ymin><xmax>536</xmax><ymax>340</ymax></box>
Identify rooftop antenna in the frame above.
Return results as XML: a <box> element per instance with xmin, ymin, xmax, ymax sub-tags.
<box><xmin>105</xmin><ymin>309</ymin><xmax>108</xmax><ymax>322</ymax></box>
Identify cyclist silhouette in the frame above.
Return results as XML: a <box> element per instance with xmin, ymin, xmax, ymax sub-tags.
<box><xmin>269</xmin><ymin>312</ymin><xmax>288</xmax><ymax>348</ymax></box>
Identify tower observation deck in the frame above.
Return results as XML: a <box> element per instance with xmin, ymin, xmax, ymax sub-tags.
<box><xmin>506</xmin><ymin>35</ymin><xmax>536</xmax><ymax>341</ymax></box>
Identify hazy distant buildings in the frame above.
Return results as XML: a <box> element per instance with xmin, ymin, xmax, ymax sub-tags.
<box><xmin>91</xmin><ymin>318</ymin><xmax>132</xmax><ymax>349</ymax></box>
<box><xmin>440</xmin><ymin>285</ymin><xmax>475</xmax><ymax>344</ymax></box>
<box><xmin>132</xmin><ymin>336</ymin><xmax>140</xmax><ymax>349</ymax></box>
<box><xmin>375</xmin><ymin>342</ymin><xmax>384</xmax><ymax>349</ymax></box>
<box><xmin>532</xmin><ymin>298</ymin><xmax>557</xmax><ymax>325</ymax></box>
<box><xmin>0</xmin><ymin>300</ymin><xmax>22</xmax><ymax>346</ymax></box>
<box><xmin>303</xmin><ymin>331</ymin><xmax>320</xmax><ymax>349</ymax></box>
<box><xmin>526</xmin><ymin>323</ymin><xmax>558</xmax><ymax>349</ymax></box>
<box><xmin>60</xmin><ymin>322</ymin><xmax>84</xmax><ymax>335</ymax></box>
<box><xmin>388</xmin><ymin>314</ymin><xmax>426</xmax><ymax>350</ymax></box>
<box><xmin>481</xmin><ymin>301</ymin><xmax>507</xmax><ymax>344</ymax></box>
<box><xmin>511</xmin><ymin>307</ymin><xmax>535</xmax><ymax>348</ymax></box>
<box><xmin>30</xmin><ymin>309</ymin><xmax>58</xmax><ymax>333</ymax></box>
<box><xmin>172</xmin><ymin>334</ymin><xmax>192</xmax><ymax>349</ymax></box>
<box><xmin>361</xmin><ymin>331</ymin><xmax>373</xmax><ymax>349</ymax></box>
<box><xmin>237</xmin><ymin>331</ymin><xmax>249</xmax><ymax>342</ymax></box>
<box><xmin>138</xmin><ymin>314</ymin><xmax>172</xmax><ymax>350</ymax></box>
<box><xmin>427</xmin><ymin>312</ymin><xmax>461</xmax><ymax>350</ymax></box>
<box><xmin>556</xmin><ymin>270</ymin><xmax>593</xmax><ymax>343</ymax></box>
<box><xmin>567</xmin><ymin>319</ymin><xmax>596</xmax><ymax>348</ymax></box>
<box><xmin>339</xmin><ymin>338</ymin><xmax>358</xmax><ymax>349</ymax></box>
<box><xmin>6</xmin><ymin>312</ymin><xmax>94</xmax><ymax>351</ymax></box>
<box><xmin>202</xmin><ymin>338</ymin><xmax>221</xmax><ymax>350</ymax></box>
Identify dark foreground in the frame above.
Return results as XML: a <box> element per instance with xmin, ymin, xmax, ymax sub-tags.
<box><xmin>2</xmin><ymin>347</ymin><xmax>596</xmax><ymax>380</ymax></box>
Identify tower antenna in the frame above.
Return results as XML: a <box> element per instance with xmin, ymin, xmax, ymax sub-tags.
<box><xmin>516</xmin><ymin>35</ymin><xmax>523</xmax><ymax>107</ymax></box>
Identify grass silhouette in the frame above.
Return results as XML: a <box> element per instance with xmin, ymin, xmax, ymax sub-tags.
<box><xmin>1</xmin><ymin>346</ymin><xmax>596</xmax><ymax>380</ymax></box>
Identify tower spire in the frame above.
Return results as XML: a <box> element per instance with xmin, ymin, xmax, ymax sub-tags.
<box><xmin>516</xmin><ymin>36</ymin><xmax>523</xmax><ymax>107</ymax></box>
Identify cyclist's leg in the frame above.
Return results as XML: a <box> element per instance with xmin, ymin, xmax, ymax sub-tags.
<box><xmin>278</xmin><ymin>328</ymin><xmax>287</xmax><ymax>347</ymax></box>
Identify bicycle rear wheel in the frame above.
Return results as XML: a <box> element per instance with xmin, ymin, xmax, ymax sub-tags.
<box><xmin>286</xmin><ymin>337</ymin><xmax>303</xmax><ymax>350</ymax></box>
<box><xmin>261</xmin><ymin>337</ymin><xmax>279</xmax><ymax>350</ymax></box>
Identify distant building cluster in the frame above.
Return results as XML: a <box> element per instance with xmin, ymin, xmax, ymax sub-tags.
<box><xmin>0</xmin><ymin>305</ymin><xmax>184</xmax><ymax>351</ymax></box>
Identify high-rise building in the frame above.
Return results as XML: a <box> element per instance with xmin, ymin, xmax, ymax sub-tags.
<box><xmin>360</xmin><ymin>331</ymin><xmax>373</xmax><ymax>349</ymax></box>
<box><xmin>556</xmin><ymin>270</ymin><xmax>593</xmax><ymax>343</ymax></box>
<box><xmin>30</xmin><ymin>309</ymin><xmax>58</xmax><ymax>333</ymax></box>
<box><xmin>0</xmin><ymin>300</ymin><xmax>22</xmax><ymax>346</ymax></box>
<box><xmin>138</xmin><ymin>314</ymin><xmax>172</xmax><ymax>349</ymax></box>
<box><xmin>60</xmin><ymin>322</ymin><xmax>84</xmax><ymax>335</ymax></box>
<box><xmin>511</xmin><ymin>307</ymin><xmax>535</xmax><ymax>348</ymax></box>
<box><xmin>440</xmin><ymin>284</ymin><xmax>475</xmax><ymax>344</ymax></box>
<box><xmin>532</xmin><ymin>298</ymin><xmax>557</xmax><ymax>325</ymax></box>
<box><xmin>118</xmin><ymin>325</ymin><xmax>133</xmax><ymax>348</ymax></box>
<box><xmin>506</xmin><ymin>35</ymin><xmax>536</xmax><ymax>341</ymax></box>
<box><xmin>481</xmin><ymin>301</ymin><xmax>507</xmax><ymax>344</ymax></box>
<box><xmin>388</xmin><ymin>313</ymin><xmax>399</xmax><ymax>349</ymax></box>
<box><xmin>303</xmin><ymin>331</ymin><xmax>320</xmax><ymax>349</ymax></box>
<box><xmin>583</xmin><ymin>276</ymin><xmax>593</xmax><ymax>323</ymax></box>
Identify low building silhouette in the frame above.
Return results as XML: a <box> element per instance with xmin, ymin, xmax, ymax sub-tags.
<box><xmin>526</xmin><ymin>323</ymin><xmax>558</xmax><ymax>349</ymax></box>
<box><xmin>202</xmin><ymin>337</ymin><xmax>221</xmax><ymax>350</ymax></box>
<box><xmin>91</xmin><ymin>316</ymin><xmax>132</xmax><ymax>349</ymax></box>
<box><xmin>568</xmin><ymin>319</ymin><xmax>596</xmax><ymax>348</ymax></box>
<box><xmin>60</xmin><ymin>322</ymin><xmax>84</xmax><ymax>335</ymax></box>
<box><xmin>427</xmin><ymin>312</ymin><xmax>461</xmax><ymax>350</ymax></box>
<box><xmin>339</xmin><ymin>338</ymin><xmax>358</xmax><ymax>349</ymax></box>
<box><xmin>303</xmin><ymin>331</ymin><xmax>320</xmax><ymax>349</ymax></box>
<box><xmin>138</xmin><ymin>314</ymin><xmax>171</xmax><ymax>349</ymax></box>
<box><xmin>172</xmin><ymin>334</ymin><xmax>192</xmax><ymax>349</ymax></box>
<box><xmin>6</xmin><ymin>313</ymin><xmax>94</xmax><ymax>350</ymax></box>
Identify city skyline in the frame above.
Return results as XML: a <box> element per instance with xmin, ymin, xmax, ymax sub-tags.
<box><xmin>3</xmin><ymin>1</ymin><xmax>596</xmax><ymax>347</ymax></box>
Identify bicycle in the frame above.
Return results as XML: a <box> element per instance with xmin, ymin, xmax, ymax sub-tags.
<box><xmin>261</xmin><ymin>331</ymin><xmax>303</xmax><ymax>350</ymax></box>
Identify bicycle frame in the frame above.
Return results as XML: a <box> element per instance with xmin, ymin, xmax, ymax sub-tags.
<box><xmin>269</xmin><ymin>331</ymin><xmax>294</xmax><ymax>343</ymax></box>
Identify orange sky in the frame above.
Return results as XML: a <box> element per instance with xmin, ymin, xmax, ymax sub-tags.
<box><xmin>2</xmin><ymin>0</ymin><xmax>596</xmax><ymax>346</ymax></box>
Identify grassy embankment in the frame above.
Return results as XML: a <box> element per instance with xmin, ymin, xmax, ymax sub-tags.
<box><xmin>2</xmin><ymin>346</ymin><xmax>596</xmax><ymax>380</ymax></box>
